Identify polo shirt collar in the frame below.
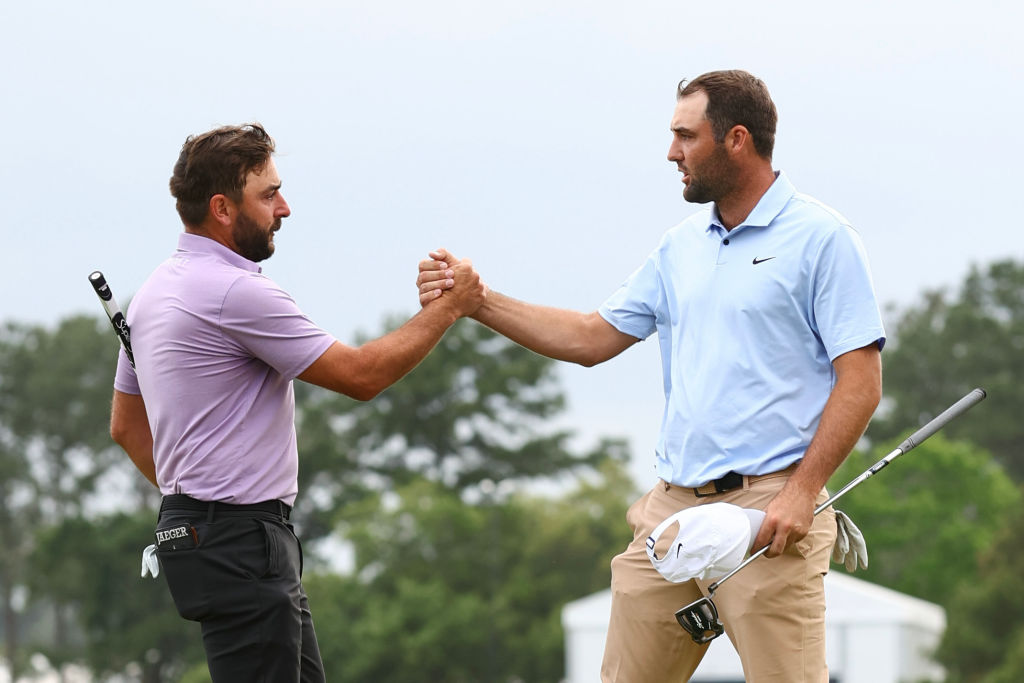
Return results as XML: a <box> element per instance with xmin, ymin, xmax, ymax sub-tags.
<box><xmin>177</xmin><ymin>232</ymin><xmax>262</xmax><ymax>273</ymax></box>
<box><xmin>707</xmin><ymin>171</ymin><xmax>796</xmax><ymax>235</ymax></box>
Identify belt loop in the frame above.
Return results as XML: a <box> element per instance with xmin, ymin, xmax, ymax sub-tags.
<box><xmin>207</xmin><ymin>502</ymin><xmax>216</xmax><ymax>523</ymax></box>
<box><xmin>278</xmin><ymin>500</ymin><xmax>287</xmax><ymax>519</ymax></box>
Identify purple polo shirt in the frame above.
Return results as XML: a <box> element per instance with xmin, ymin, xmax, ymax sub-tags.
<box><xmin>114</xmin><ymin>233</ymin><xmax>336</xmax><ymax>505</ymax></box>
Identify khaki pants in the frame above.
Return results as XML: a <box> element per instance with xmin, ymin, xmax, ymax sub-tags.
<box><xmin>601</xmin><ymin>469</ymin><xmax>836</xmax><ymax>683</ymax></box>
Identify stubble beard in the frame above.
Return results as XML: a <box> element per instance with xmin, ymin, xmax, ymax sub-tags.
<box><xmin>682</xmin><ymin>143</ymin><xmax>736</xmax><ymax>205</ymax></box>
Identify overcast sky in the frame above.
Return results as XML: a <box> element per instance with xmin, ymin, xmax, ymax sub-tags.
<box><xmin>3</xmin><ymin>0</ymin><xmax>1022</xmax><ymax>486</ymax></box>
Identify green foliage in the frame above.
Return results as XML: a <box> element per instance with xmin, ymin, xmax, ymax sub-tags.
<box><xmin>826</xmin><ymin>436</ymin><xmax>1019</xmax><ymax>603</ymax></box>
<box><xmin>0</xmin><ymin>316</ymin><xmax>126</xmax><ymax>514</ymax></box>
<box><xmin>0</xmin><ymin>316</ymin><xmax>135</xmax><ymax>681</ymax></box>
<box><xmin>179</xmin><ymin>662</ymin><xmax>214</xmax><ymax>683</ymax></box>
<box><xmin>871</xmin><ymin>259</ymin><xmax>1024</xmax><ymax>479</ymax></box>
<box><xmin>292</xmin><ymin>318</ymin><xmax>613</xmax><ymax>542</ymax></box>
<box><xmin>307</xmin><ymin>459</ymin><xmax>638</xmax><ymax>682</ymax></box>
<box><xmin>0</xmin><ymin>309</ymin><xmax>630</xmax><ymax>680</ymax></box>
<box><xmin>27</xmin><ymin>511</ymin><xmax>205</xmax><ymax>681</ymax></box>
<box><xmin>936</xmin><ymin>499</ymin><xmax>1024</xmax><ymax>682</ymax></box>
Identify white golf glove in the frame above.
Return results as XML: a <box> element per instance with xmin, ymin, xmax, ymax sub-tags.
<box><xmin>141</xmin><ymin>544</ymin><xmax>160</xmax><ymax>578</ymax></box>
<box><xmin>832</xmin><ymin>510</ymin><xmax>868</xmax><ymax>572</ymax></box>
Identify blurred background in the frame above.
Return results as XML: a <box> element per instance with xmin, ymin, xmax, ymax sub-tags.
<box><xmin>2</xmin><ymin>1</ymin><xmax>1022</xmax><ymax>680</ymax></box>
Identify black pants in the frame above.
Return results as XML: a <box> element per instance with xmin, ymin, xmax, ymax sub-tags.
<box><xmin>156</xmin><ymin>495</ymin><xmax>325</xmax><ymax>683</ymax></box>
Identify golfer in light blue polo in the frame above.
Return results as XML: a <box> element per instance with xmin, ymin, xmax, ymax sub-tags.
<box><xmin>416</xmin><ymin>68</ymin><xmax>885</xmax><ymax>682</ymax></box>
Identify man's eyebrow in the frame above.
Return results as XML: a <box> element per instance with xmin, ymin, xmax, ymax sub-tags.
<box><xmin>671</xmin><ymin>124</ymin><xmax>696</xmax><ymax>135</ymax></box>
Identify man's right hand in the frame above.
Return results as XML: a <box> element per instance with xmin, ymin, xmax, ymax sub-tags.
<box><xmin>419</xmin><ymin>250</ymin><xmax>485</xmax><ymax>317</ymax></box>
<box><xmin>417</xmin><ymin>249</ymin><xmax>455</xmax><ymax>307</ymax></box>
<box><xmin>417</xmin><ymin>247</ymin><xmax>636</xmax><ymax>367</ymax></box>
<box><xmin>418</xmin><ymin>248</ymin><xmax>486</xmax><ymax>316</ymax></box>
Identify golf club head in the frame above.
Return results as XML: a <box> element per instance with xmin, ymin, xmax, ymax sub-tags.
<box><xmin>675</xmin><ymin>596</ymin><xmax>725</xmax><ymax>644</ymax></box>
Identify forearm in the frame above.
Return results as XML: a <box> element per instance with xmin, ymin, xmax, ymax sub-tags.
<box><xmin>300</xmin><ymin>302</ymin><xmax>459</xmax><ymax>400</ymax></box>
<box><xmin>110</xmin><ymin>391</ymin><xmax>158</xmax><ymax>488</ymax></box>
<box><xmin>754</xmin><ymin>345</ymin><xmax>881</xmax><ymax>556</ymax></box>
<box><xmin>122</xmin><ymin>436</ymin><xmax>158</xmax><ymax>488</ymax></box>
<box><xmin>788</xmin><ymin>347</ymin><xmax>882</xmax><ymax>496</ymax></box>
<box><xmin>471</xmin><ymin>291</ymin><xmax>634</xmax><ymax>366</ymax></box>
<box><xmin>352</xmin><ymin>303</ymin><xmax>459</xmax><ymax>397</ymax></box>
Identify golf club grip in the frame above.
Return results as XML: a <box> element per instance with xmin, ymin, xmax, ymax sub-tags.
<box><xmin>88</xmin><ymin>271</ymin><xmax>135</xmax><ymax>368</ymax></box>
<box><xmin>896</xmin><ymin>388</ymin><xmax>987</xmax><ymax>453</ymax></box>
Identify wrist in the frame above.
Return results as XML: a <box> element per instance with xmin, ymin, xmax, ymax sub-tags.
<box><xmin>781</xmin><ymin>472</ymin><xmax>821</xmax><ymax>501</ymax></box>
<box><xmin>426</xmin><ymin>297</ymin><xmax>461</xmax><ymax>327</ymax></box>
<box><xmin>469</xmin><ymin>291</ymin><xmax>501</xmax><ymax>324</ymax></box>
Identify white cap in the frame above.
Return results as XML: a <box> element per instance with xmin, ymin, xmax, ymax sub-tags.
<box><xmin>646</xmin><ymin>502</ymin><xmax>766</xmax><ymax>582</ymax></box>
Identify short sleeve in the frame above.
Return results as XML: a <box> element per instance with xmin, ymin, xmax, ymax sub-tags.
<box><xmin>811</xmin><ymin>226</ymin><xmax>886</xmax><ymax>360</ymax></box>
<box><xmin>113</xmin><ymin>347</ymin><xmax>141</xmax><ymax>394</ymax></box>
<box><xmin>598</xmin><ymin>254</ymin><xmax>660</xmax><ymax>340</ymax></box>
<box><xmin>220</xmin><ymin>274</ymin><xmax>337</xmax><ymax>379</ymax></box>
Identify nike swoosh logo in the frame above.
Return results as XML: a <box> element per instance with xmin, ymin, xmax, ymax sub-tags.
<box><xmin>752</xmin><ymin>257</ymin><xmax>776</xmax><ymax>265</ymax></box>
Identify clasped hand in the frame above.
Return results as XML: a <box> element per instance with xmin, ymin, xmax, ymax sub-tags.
<box><xmin>417</xmin><ymin>247</ymin><xmax>486</xmax><ymax>313</ymax></box>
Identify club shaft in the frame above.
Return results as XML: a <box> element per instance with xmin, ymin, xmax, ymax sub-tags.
<box><xmin>707</xmin><ymin>388</ymin><xmax>987</xmax><ymax>593</ymax></box>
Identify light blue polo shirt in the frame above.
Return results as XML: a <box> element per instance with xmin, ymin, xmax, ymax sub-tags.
<box><xmin>599</xmin><ymin>172</ymin><xmax>885</xmax><ymax>487</ymax></box>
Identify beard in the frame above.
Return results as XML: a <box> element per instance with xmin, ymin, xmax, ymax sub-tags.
<box><xmin>233</xmin><ymin>210</ymin><xmax>280</xmax><ymax>262</ymax></box>
<box><xmin>682</xmin><ymin>143</ymin><xmax>737</xmax><ymax>205</ymax></box>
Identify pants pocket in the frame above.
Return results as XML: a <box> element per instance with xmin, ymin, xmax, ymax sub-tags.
<box><xmin>625</xmin><ymin>490</ymin><xmax>652</xmax><ymax>538</ymax></box>
<box><xmin>257</xmin><ymin>519</ymin><xmax>282</xmax><ymax>578</ymax></box>
<box><xmin>155</xmin><ymin>516</ymin><xmax>208</xmax><ymax>621</ymax></box>
<box><xmin>257</xmin><ymin>519</ymin><xmax>304</xmax><ymax>581</ymax></box>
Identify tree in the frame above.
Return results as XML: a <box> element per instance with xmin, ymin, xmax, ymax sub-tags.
<box><xmin>0</xmin><ymin>317</ymin><xmax>133</xmax><ymax>514</ymax></box>
<box><xmin>0</xmin><ymin>316</ymin><xmax>140</xmax><ymax>681</ymax></box>
<box><xmin>0</xmin><ymin>307</ymin><xmax>631</xmax><ymax>680</ymax></box>
<box><xmin>307</xmin><ymin>456</ymin><xmax>638</xmax><ymax>682</ymax></box>
<box><xmin>826</xmin><ymin>435</ymin><xmax>1020</xmax><ymax>604</ymax></box>
<box><xmin>292</xmin><ymin>318</ymin><xmax>616</xmax><ymax>542</ymax></box>
<box><xmin>0</xmin><ymin>435</ymin><xmax>36</xmax><ymax>680</ymax></box>
<box><xmin>936</xmin><ymin>498</ymin><xmax>1024</xmax><ymax>682</ymax></box>
<box><xmin>870</xmin><ymin>259</ymin><xmax>1024</xmax><ymax>479</ymax></box>
<box><xmin>27</xmin><ymin>512</ymin><xmax>205</xmax><ymax>682</ymax></box>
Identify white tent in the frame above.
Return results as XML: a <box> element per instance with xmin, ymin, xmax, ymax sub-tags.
<box><xmin>562</xmin><ymin>572</ymin><xmax>945</xmax><ymax>683</ymax></box>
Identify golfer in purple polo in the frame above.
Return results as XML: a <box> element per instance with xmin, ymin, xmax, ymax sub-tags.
<box><xmin>109</xmin><ymin>123</ymin><xmax>486</xmax><ymax>683</ymax></box>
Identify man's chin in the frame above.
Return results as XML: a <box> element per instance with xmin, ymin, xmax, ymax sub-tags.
<box><xmin>259</xmin><ymin>238</ymin><xmax>276</xmax><ymax>261</ymax></box>
<box><xmin>682</xmin><ymin>186</ymin><xmax>713</xmax><ymax>204</ymax></box>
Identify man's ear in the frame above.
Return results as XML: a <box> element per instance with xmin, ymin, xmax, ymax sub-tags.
<box><xmin>726</xmin><ymin>125</ymin><xmax>751</xmax><ymax>154</ymax></box>
<box><xmin>209</xmin><ymin>194</ymin><xmax>234</xmax><ymax>226</ymax></box>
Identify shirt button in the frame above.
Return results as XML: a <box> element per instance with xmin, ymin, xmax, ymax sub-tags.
<box><xmin>723</xmin><ymin>239</ymin><xmax>730</xmax><ymax>245</ymax></box>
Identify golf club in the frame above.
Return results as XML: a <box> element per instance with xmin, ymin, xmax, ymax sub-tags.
<box><xmin>675</xmin><ymin>387</ymin><xmax>988</xmax><ymax>644</ymax></box>
<box><xmin>88</xmin><ymin>270</ymin><xmax>135</xmax><ymax>368</ymax></box>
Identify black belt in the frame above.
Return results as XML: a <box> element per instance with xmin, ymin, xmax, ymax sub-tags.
<box><xmin>160</xmin><ymin>493</ymin><xmax>291</xmax><ymax>521</ymax></box>
<box><xmin>687</xmin><ymin>462</ymin><xmax>800</xmax><ymax>497</ymax></box>
<box><xmin>692</xmin><ymin>471</ymin><xmax>745</xmax><ymax>497</ymax></box>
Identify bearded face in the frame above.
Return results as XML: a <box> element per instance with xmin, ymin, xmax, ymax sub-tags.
<box><xmin>232</xmin><ymin>208</ymin><xmax>281</xmax><ymax>262</ymax></box>
<box><xmin>681</xmin><ymin>141</ymin><xmax>737</xmax><ymax>205</ymax></box>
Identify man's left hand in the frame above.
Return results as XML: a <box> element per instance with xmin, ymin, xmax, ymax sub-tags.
<box><xmin>751</xmin><ymin>483</ymin><xmax>816</xmax><ymax>558</ymax></box>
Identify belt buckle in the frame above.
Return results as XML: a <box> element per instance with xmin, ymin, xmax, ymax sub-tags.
<box><xmin>693</xmin><ymin>471</ymin><xmax>744</xmax><ymax>497</ymax></box>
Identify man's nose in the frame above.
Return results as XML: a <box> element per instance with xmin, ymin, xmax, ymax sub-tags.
<box><xmin>667</xmin><ymin>141</ymin><xmax>681</xmax><ymax>163</ymax></box>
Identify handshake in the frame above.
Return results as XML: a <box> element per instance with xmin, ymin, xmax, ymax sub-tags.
<box><xmin>415</xmin><ymin>247</ymin><xmax>488</xmax><ymax>318</ymax></box>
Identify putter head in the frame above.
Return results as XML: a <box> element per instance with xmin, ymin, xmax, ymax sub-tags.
<box><xmin>675</xmin><ymin>595</ymin><xmax>725</xmax><ymax>644</ymax></box>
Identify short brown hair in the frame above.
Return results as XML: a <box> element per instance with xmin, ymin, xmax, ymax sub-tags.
<box><xmin>677</xmin><ymin>70</ymin><xmax>777</xmax><ymax>160</ymax></box>
<box><xmin>169</xmin><ymin>123</ymin><xmax>276</xmax><ymax>227</ymax></box>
